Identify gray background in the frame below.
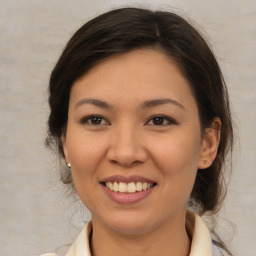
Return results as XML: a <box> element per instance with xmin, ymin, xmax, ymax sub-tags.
<box><xmin>0</xmin><ymin>0</ymin><xmax>255</xmax><ymax>255</ymax></box>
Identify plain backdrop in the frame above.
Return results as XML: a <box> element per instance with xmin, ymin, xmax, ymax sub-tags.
<box><xmin>0</xmin><ymin>0</ymin><xmax>255</xmax><ymax>255</ymax></box>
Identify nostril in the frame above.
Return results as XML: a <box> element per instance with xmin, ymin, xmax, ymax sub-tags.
<box><xmin>109</xmin><ymin>158</ymin><xmax>141</xmax><ymax>167</ymax></box>
<box><xmin>106</xmin><ymin>137</ymin><xmax>148</xmax><ymax>166</ymax></box>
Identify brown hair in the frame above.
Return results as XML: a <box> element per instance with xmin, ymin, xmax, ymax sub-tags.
<box><xmin>46</xmin><ymin>7</ymin><xmax>233</xmax><ymax>255</ymax></box>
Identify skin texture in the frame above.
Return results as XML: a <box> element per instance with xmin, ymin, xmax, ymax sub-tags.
<box><xmin>62</xmin><ymin>49</ymin><xmax>220</xmax><ymax>256</ymax></box>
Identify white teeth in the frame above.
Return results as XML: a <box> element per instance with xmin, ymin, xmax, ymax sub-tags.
<box><xmin>113</xmin><ymin>182</ymin><xmax>119</xmax><ymax>192</ymax></box>
<box><xmin>142</xmin><ymin>182</ymin><xmax>148</xmax><ymax>191</ymax></box>
<box><xmin>109</xmin><ymin>182</ymin><xmax>113</xmax><ymax>190</ymax></box>
<box><xmin>119</xmin><ymin>182</ymin><xmax>127</xmax><ymax>192</ymax></box>
<box><xmin>105</xmin><ymin>181</ymin><xmax>154</xmax><ymax>193</ymax></box>
<box><xmin>127</xmin><ymin>182</ymin><xmax>136</xmax><ymax>193</ymax></box>
<box><xmin>136</xmin><ymin>182</ymin><xmax>143</xmax><ymax>191</ymax></box>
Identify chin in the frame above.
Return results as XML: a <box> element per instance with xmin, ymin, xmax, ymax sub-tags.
<box><xmin>97</xmin><ymin>211</ymin><xmax>160</xmax><ymax>236</ymax></box>
<box><xmin>109</xmin><ymin>221</ymin><xmax>153</xmax><ymax>236</ymax></box>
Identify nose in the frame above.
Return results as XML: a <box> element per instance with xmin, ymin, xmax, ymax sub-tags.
<box><xmin>106</xmin><ymin>124</ymin><xmax>148</xmax><ymax>167</ymax></box>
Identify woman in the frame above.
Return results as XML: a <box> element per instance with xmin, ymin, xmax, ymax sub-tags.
<box><xmin>43</xmin><ymin>7</ymin><xmax>233</xmax><ymax>256</ymax></box>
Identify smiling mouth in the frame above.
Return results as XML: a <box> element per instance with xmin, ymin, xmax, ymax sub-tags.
<box><xmin>101</xmin><ymin>181</ymin><xmax>157</xmax><ymax>193</ymax></box>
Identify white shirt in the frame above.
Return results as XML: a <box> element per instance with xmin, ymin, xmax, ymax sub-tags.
<box><xmin>41</xmin><ymin>212</ymin><xmax>222</xmax><ymax>256</ymax></box>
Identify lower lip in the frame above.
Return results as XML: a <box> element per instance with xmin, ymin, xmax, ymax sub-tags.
<box><xmin>101</xmin><ymin>185</ymin><xmax>155</xmax><ymax>204</ymax></box>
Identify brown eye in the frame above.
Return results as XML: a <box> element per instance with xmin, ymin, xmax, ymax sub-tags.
<box><xmin>81</xmin><ymin>115</ymin><xmax>109</xmax><ymax>125</ymax></box>
<box><xmin>91</xmin><ymin>116</ymin><xmax>103</xmax><ymax>124</ymax></box>
<box><xmin>146</xmin><ymin>115</ymin><xmax>177</xmax><ymax>126</ymax></box>
<box><xmin>152</xmin><ymin>116</ymin><xmax>165</xmax><ymax>125</ymax></box>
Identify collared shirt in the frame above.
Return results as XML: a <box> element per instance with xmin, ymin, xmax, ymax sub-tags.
<box><xmin>41</xmin><ymin>212</ymin><xmax>222</xmax><ymax>256</ymax></box>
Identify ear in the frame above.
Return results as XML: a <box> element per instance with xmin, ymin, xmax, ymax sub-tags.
<box><xmin>62</xmin><ymin>134</ymin><xmax>70</xmax><ymax>165</ymax></box>
<box><xmin>198</xmin><ymin>118</ymin><xmax>221</xmax><ymax>169</ymax></box>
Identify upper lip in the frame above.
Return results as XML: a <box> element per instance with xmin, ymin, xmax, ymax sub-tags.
<box><xmin>100</xmin><ymin>175</ymin><xmax>157</xmax><ymax>184</ymax></box>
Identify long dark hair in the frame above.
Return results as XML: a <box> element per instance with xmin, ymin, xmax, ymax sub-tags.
<box><xmin>46</xmin><ymin>7</ymin><xmax>233</xmax><ymax>255</ymax></box>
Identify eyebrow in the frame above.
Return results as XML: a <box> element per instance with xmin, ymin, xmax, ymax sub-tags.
<box><xmin>75</xmin><ymin>98</ymin><xmax>112</xmax><ymax>109</ymax></box>
<box><xmin>141</xmin><ymin>98</ymin><xmax>185</xmax><ymax>110</ymax></box>
<box><xmin>75</xmin><ymin>98</ymin><xmax>185</xmax><ymax>110</ymax></box>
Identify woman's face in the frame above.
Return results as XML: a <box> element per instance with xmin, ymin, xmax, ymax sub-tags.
<box><xmin>63</xmin><ymin>49</ymin><xmax>214</xmax><ymax>235</ymax></box>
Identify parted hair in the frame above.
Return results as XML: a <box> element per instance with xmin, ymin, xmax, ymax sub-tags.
<box><xmin>46</xmin><ymin>7</ymin><xmax>233</xmax><ymax>255</ymax></box>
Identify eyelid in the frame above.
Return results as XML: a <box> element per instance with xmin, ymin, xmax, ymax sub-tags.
<box><xmin>145</xmin><ymin>114</ymin><xmax>178</xmax><ymax>126</ymax></box>
<box><xmin>80</xmin><ymin>114</ymin><xmax>110</xmax><ymax>125</ymax></box>
<box><xmin>79</xmin><ymin>114</ymin><xmax>177</xmax><ymax>126</ymax></box>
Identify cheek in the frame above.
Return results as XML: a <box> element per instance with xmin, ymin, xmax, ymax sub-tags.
<box><xmin>152</xmin><ymin>143</ymin><xmax>199</xmax><ymax>212</ymax></box>
<box><xmin>66</xmin><ymin>134</ymin><xmax>108</xmax><ymax>210</ymax></box>
<box><xmin>65</xmin><ymin>130</ymin><xmax>108</xmax><ymax>186</ymax></box>
<box><xmin>151</xmin><ymin>133</ymin><xmax>201</xmax><ymax>170</ymax></box>
<box><xmin>150</xmin><ymin>133</ymin><xmax>201</xmax><ymax>193</ymax></box>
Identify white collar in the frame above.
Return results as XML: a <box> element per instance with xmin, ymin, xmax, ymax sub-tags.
<box><xmin>63</xmin><ymin>211</ymin><xmax>213</xmax><ymax>256</ymax></box>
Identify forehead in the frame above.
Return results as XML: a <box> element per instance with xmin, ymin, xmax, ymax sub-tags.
<box><xmin>70</xmin><ymin>49</ymin><xmax>196</xmax><ymax>110</ymax></box>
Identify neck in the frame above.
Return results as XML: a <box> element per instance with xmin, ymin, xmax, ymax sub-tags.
<box><xmin>90</xmin><ymin>213</ymin><xmax>191</xmax><ymax>256</ymax></box>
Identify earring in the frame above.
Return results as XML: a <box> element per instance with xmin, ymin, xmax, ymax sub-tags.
<box><xmin>67</xmin><ymin>163</ymin><xmax>71</xmax><ymax>168</ymax></box>
<box><xmin>203</xmin><ymin>160</ymin><xmax>208</xmax><ymax>165</ymax></box>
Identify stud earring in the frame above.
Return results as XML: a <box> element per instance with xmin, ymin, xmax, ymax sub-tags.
<box><xmin>203</xmin><ymin>160</ymin><xmax>208</xmax><ymax>164</ymax></box>
<box><xmin>67</xmin><ymin>163</ymin><xmax>71</xmax><ymax>168</ymax></box>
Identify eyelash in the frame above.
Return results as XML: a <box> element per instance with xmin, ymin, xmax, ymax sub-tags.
<box><xmin>80</xmin><ymin>115</ymin><xmax>110</xmax><ymax>125</ymax></box>
<box><xmin>80</xmin><ymin>114</ymin><xmax>177</xmax><ymax>126</ymax></box>
<box><xmin>146</xmin><ymin>115</ymin><xmax>177</xmax><ymax>126</ymax></box>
